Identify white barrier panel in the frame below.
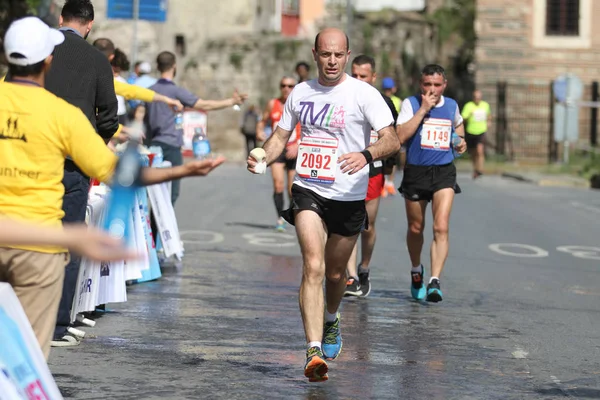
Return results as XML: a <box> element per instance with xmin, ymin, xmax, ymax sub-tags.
<box><xmin>71</xmin><ymin>193</ymin><xmax>105</xmax><ymax>321</ymax></box>
<box><xmin>136</xmin><ymin>186</ymin><xmax>162</xmax><ymax>283</ymax></box>
<box><xmin>147</xmin><ymin>181</ymin><xmax>183</xmax><ymax>260</ymax></box>
<box><xmin>124</xmin><ymin>195</ymin><xmax>147</xmax><ymax>281</ymax></box>
<box><xmin>0</xmin><ymin>283</ymin><xmax>63</xmax><ymax>400</ymax></box>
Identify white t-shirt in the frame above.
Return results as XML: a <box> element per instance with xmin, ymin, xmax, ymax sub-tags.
<box><xmin>396</xmin><ymin>96</ymin><xmax>463</xmax><ymax>127</ymax></box>
<box><xmin>278</xmin><ymin>74</ymin><xmax>394</xmax><ymax>201</ymax></box>
<box><xmin>115</xmin><ymin>75</ymin><xmax>127</xmax><ymax>116</ymax></box>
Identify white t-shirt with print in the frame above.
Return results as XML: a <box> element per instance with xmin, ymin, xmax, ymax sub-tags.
<box><xmin>278</xmin><ymin>74</ymin><xmax>394</xmax><ymax>201</ymax></box>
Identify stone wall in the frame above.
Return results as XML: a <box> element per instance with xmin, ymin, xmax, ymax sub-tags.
<box><xmin>177</xmin><ymin>35</ymin><xmax>315</xmax><ymax>161</ymax></box>
<box><xmin>33</xmin><ymin>1</ymin><xmax>439</xmax><ymax>161</ymax></box>
<box><xmin>178</xmin><ymin>12</ymin><xmax>437</xmax><ymax>161</ymax></box>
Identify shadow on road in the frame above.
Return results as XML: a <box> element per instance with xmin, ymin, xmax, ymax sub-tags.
<box><xmin>226</xmin><ymin>221</ymin><xmax>275</xmax><ymax>230</ymax></box>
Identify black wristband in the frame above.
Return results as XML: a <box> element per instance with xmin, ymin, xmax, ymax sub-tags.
<box><xmin>361</xmin><ymin>150</ymin><xmax>373</xmax><ymax>164</ymax></box>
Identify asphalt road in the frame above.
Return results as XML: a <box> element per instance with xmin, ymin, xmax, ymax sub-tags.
<box><xmin>48</xmin><ymin>163</ymin><xmax>600</xmax><ymax>399</ymax></box>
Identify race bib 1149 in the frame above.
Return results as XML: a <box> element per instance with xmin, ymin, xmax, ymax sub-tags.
<box><xmin>296</xmin><ymin>137</ymin><xmax>338</xmax><ymax>184</ymax></box>
<box><xmin>421</xmin><ymin>118</ymin><xmax>451</xmax><ymax>151</ymax></box>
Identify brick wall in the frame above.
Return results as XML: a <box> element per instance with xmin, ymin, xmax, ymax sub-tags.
<box><xmin>476</xmin><ymin>0</ymin><xmax>600</xmax><ymax>84</ymax></box>
<box><xmin>475</xmin><ymin>0</ymin><xmax>600</xmax><ymax>161</ymax></box>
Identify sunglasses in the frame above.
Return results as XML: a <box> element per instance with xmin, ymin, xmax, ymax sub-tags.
<box><xmin>280</xmin><ymin>83</ymin><xmax>295</xmax><ymax>88</ymax></box>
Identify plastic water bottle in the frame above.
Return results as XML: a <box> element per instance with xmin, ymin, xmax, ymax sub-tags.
<box><xmin>192</xmin><ymin>127</ymin><xmax>211</xmax><ymax>159</ymax></box>
<box><xmin>175</xmin><ymin>112</ymin><xmax>184</xmax><ymax>130</ymax></box>
<box><xmin>102</xmin><ymin>141</ymin><xmax>142</xmax><ymax>241</ymax></box>
<box><xmin>149</xmin><ymin>145</ymin><xmax>163</xmax><ymax>166</ymax></box>
<box><xmin>451</xmin><ymin>132</ymin><xmax>462</xmax><ymax>159</ymax></box>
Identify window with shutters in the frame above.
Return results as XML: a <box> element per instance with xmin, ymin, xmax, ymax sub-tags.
<box><xmin>545</xmin><ymin>0</ymin><xmax>579</xmax><ymax>36</ymax></box>
<box><xmin>533</xmin><ymin>0</ymin><xmax>590</xmax><ymax>48</ymax></box>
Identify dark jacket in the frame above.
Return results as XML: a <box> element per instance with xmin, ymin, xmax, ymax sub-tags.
<box><xmin>45</xmin><ymin>31</ymin><xmax>118</xmax><ymax>139</ymax></box>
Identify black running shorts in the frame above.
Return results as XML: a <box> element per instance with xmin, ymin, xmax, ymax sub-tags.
<box><xmin>274</xmin><ymin>148</ymin><xmax>297</xmax><ymax>170</ymax></box>
<box><xmin>281</xmin><ymin>185</ymin><xmax>367</xmax><ymax>237</ymax></box>
<box><xmin>399</xmin><ymin>162</ymin><xmax>461</xmax><ymax>202</ymax></box>
<box><xmin>465</xmin><ymin>132</ymin><xmax>485</xmax><ymax>150</ymax></box>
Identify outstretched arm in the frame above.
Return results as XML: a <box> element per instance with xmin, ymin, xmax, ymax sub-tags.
<box><xmin>193</xmin><ymin>90</ymin><xmax>247</xmax><ymax>111</ymax></box>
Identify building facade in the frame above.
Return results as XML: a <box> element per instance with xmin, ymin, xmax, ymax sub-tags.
<box><xmin>475</xmin><ymin>0</ymin><xmax>600</xmax><ymax>161</ymax></box>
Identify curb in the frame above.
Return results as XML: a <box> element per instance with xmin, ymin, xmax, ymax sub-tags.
<box><xmin>500</xmin><ymin>172</ymin><xmax>590</xmax><ymax>189</ymax></box>
<box><xmin>500</xmin><ymin>172</ymin><xmax>537</xmax><ymax>184</ymax></box>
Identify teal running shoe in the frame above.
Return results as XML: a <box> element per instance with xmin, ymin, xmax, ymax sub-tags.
<box><xmin>322</xmin><ymin>314</ymin><xmax>342</xmax><ymax>360</ymax></box>
<box><xmin>411</xmin><ymin>265</ymin><xmax>427</xmax><ymax>300</ymax></box>
<box><xmin>426</xmin><ymin>278</ymin><xmax>443</xmax><ymax>302</ymax></box>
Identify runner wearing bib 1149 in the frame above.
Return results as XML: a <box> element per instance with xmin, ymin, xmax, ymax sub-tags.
<box><xmin>396</xmin><ymin>64</ymin><xmax>466</xmax><ymax>304</ymax></box>
<box><xmin>247</xmin><ymin>28</ymin><xmax>400</xmax><ymax>383</ymax></box>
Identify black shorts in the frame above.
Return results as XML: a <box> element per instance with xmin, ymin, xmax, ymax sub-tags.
<box><xmin>399</xmin><ymin>163</ymin><xmax>461</xmax><ymax>202</ymax></box>
<box><xmin>465</xmin><ymin>132</ymin><xmax>485</xmax><ymax>150</ymax></box>
<box><xmin>274</xmin><ymin>149</ymin><xmax>296</xmax><ymax>170</ymax></box>
<box><xmin>281</xmin><ymin>185</ymin><xmax>367</xmax><ymax>237</ymax></box>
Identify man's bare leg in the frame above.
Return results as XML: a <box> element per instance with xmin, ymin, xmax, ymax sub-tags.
<box><xmin>430</xmin><ymin>188</ymin><xmax>454</xmax><ymax>280</ymax></box>
<box><xmin>296</xmin><ymin>210</ymin><xmax>329</xmax><ymax>381</ymax></box>
<box><xmin>296</xmin><ymin>210</ymin><xmax>328</xmax><ymax>344</ymax></box>
<box><xmin>469</xmin><ymin>147</ymin><xmax>478</xmax><ymax>179</ymax></box>
<box><xmin>322</xmin><ymin>232</ymin><xmax>358</xmax><ymax>360</ymax></box>
<box><xmin>476</xmin><ymin>142</ymin><xmax>485</xmax><ymax>176</ymax></box>
<box><xmin>360</xmin><ymin>197</ymin><xmax>381</xmax><ymax>269</ymax></box>
<box><xmin>425</xmin><ymin>188</ymin><xmax>455</xmax><ymax>302</ymax></box>
<box><xmin>405</xmin><ymin>199</ymin><xmax>428</xmax><ymax>300</ymax></box>
<box><xmin>344</xmin><ymin>242</ymin><xmax>361</xmax><ymax>295</ymax></box>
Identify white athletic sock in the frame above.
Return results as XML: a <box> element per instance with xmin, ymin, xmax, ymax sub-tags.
<box><xmin>308</xmin><ymin>341</ymin><xmax>321</xmax><ymax>350</ymax></box>
<box><xmin>429</xmin><ymin>276</ymin><xmax>439</xmax><ymax>283</ymax></box>
<box><xmin>411</xmin><ymin>265</ymin><xmax>422</xmax><ymax>273</ymax></box>
<box><xmin>325</xmin><ymin>310</ymin><xmax>338</xmax><ymax>323</ymax></box>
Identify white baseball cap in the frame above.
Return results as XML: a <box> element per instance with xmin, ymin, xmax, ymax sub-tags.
<box><xmin>138</xmin><ymin>61</ymin><xmax>152</xmax><ymax>74</ymax></box>
<box><xmin>4</xmin><ymin>17</ymin><xmax>65</xmax><ymax>66</ymax></box>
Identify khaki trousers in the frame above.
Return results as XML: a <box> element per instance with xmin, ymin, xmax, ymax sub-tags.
<box><xmin>0</xmin><ymin>248</ymin><xmax>69</xmax><ymax>360</ymax></box>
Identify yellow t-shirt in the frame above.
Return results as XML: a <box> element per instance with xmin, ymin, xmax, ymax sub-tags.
<box><xmin>113</xmin><ymin>79</ymin><xmax>155</xmax><ymax>103</ymax></box>
<box><xmin>0</xmin><ymin>82</ymin><xmax>118</xmax><ymax>253</ymax></box>
<box><xmin>391</xmin><ymin>95</ymin><xmax>401</xmax><ymax>113</ymax></box>
<box><xmin>461</xmin><ymin>101</ymin><xmax>491</xmax><ymax>135</ymax></box>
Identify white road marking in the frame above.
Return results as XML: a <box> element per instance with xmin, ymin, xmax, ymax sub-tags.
<box><xmin>570</xmin><ymin>201</ymin><xmax>600</xmax><ymax>214</ymax></box>
<box><xmin>180</xmin><ymin>230</ymin><xmax>224</xmax><ymax>244</ymax></box>
<box><xmin>488</xmin><ymin>243</ymin><xmax>549</xmax><ymax>258</ymax></box>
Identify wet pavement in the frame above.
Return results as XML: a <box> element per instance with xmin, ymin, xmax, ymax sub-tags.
<box><xmin>49</xmin><ymin>164</ymin><xmax>600</xmax><ymax>399</ymax></box>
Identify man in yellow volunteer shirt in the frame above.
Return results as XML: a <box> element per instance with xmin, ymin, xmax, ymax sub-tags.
<box><xmin>0</xmin><ymin>17</ymin><xmax>225</xmax><ymax>360</ymax></box>
<box><xmin>461</xmin><ymin>89</ymin><xmax>492</xmax><ymax>179</ymax></box>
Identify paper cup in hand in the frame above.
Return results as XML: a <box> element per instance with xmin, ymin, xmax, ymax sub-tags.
<box><xmin>249</xmin><ymin>148</ymin><xmax>267</xmax><ymax>174</ymax></box>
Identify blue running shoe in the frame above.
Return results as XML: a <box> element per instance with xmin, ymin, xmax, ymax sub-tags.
<box><xmin>426</xmin><ymin>278</ymin><xmax>443</xmax><ymax>302</ymax></box>
<box><xmin>411</xmin><ymin>265</ymin><xmax>427</xmax><ymax>300</ymax></box>
<box><xmin>322</xmin><ymin>314</ymin><xmax>342</xmax><ymax>360</ymax></box>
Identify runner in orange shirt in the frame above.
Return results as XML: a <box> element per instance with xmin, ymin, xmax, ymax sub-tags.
<box><xmin>257</xmin><ymin>76</ymin><xmax>301</xmax><ymax>231</ymax></box>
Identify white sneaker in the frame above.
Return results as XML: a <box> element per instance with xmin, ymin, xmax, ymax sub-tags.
<box><xmin>67</xmin><ymin>326</ymin><xmax>86</xmax><ymax>339</ymax></box>
<box><xmin>76</xmin><ymin>314</ymin><xmax>96</xmax><ymax>327</ymax></box>
<box><xmin>50</xmin><ymin>334</ymin><xmax>80</xmax><ymax>347</ymax></box>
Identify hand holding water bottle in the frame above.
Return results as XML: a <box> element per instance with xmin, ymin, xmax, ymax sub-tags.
<box><xmin>451</xmin><ymin>132</ymin><xmax>467</xmax><ymax>158</ymax></box>
<box><xmin>232</xmin><ymin>89</ymin><xmax>248</xmax><ymax>111</ymax></box>
<box><xmin>103</xmin><ymin>141</ymin><xmax>142</xmax><ymax>241</ymax></box>
<box><xmin>192</xmin><ymin>127</ymin><xmax>212</xmax><ymax>159</ymax></box>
